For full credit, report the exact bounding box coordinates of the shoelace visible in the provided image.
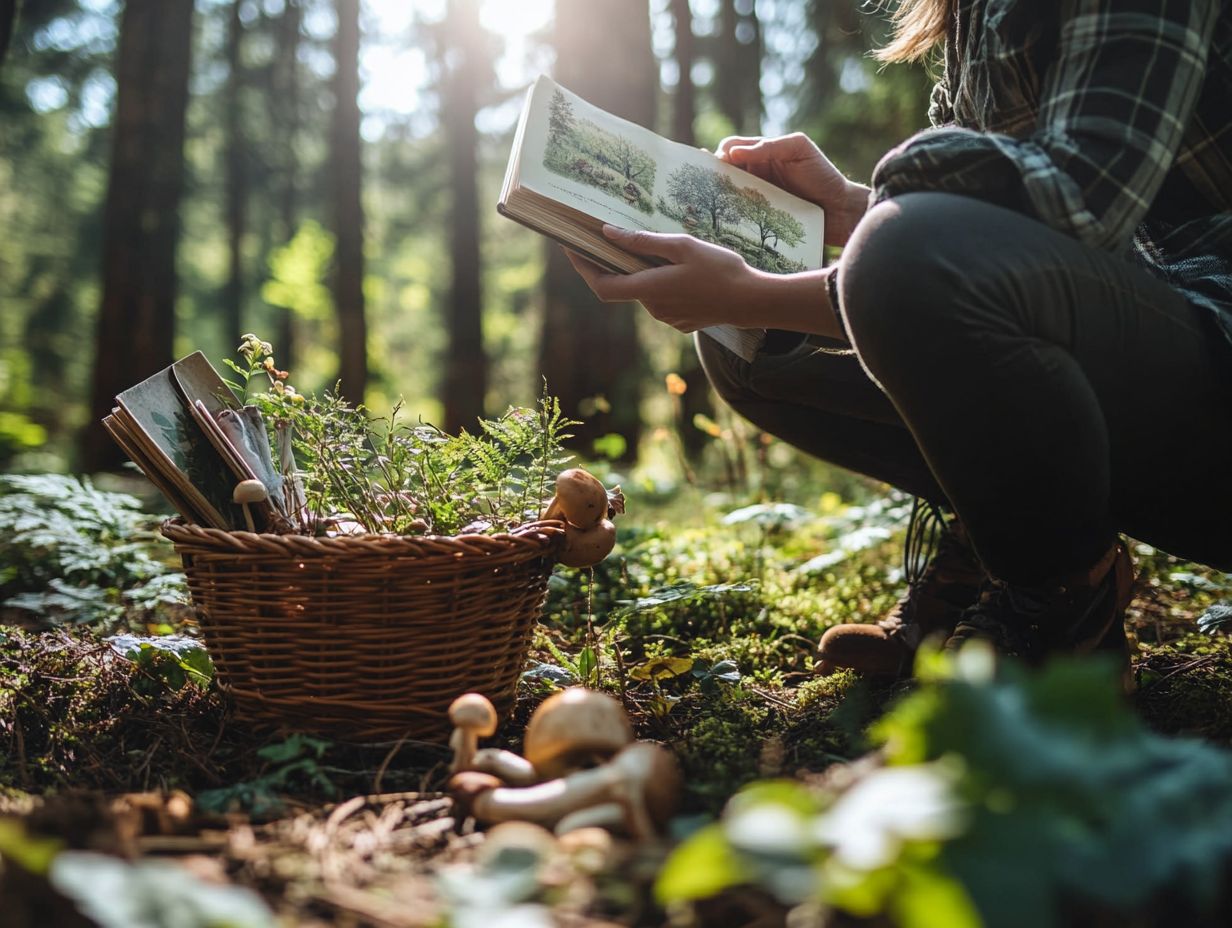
[903,496,947,588]
[953,579,1060,658]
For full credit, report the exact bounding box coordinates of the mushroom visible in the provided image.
[558,519,617,569]
[555,802,626,837]
[448,693,498,774]
[449,770,505,818]
[470,748,538,786]
[476,821,559,868]
[602,742,682,840]
[447,741,681,840]
[543,468,609,528]
[556,825,615,873]
[232,479,268,532]
[523,688,633,780]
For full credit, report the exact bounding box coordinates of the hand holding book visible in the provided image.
[499,77,831,361]
[565,225,842,343]
[715,134,871,248]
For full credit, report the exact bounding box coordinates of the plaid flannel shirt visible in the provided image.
[871,0,1232,351]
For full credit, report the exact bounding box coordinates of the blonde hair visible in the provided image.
[876,0,950,63]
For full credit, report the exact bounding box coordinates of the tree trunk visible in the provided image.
[0,0,17,70]
[541,0,654,461]
[82,0,194,472]
[331,0,367,404]
[274,0,301,368]
[223,0,247,352]
[441,0,486,433]
[714,0,762,134]
[669,0,695,146]
[668,0,715,461]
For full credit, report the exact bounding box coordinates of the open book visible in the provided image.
[103,352,295,532]
[499,75,825,362]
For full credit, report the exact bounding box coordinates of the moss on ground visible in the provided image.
[1136,634,1232,743]
[3,477,1231,824]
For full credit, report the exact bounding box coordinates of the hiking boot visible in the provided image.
[817,500,985,677]
[944,539,1136,679]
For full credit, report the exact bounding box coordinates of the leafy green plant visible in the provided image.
[658,648,1232,928]
[195,734,337,817]
[0,474,185,627]
[1198,603,1232,635]
[630,655,742,717]
[228,336,577,536]
[106,633,214,695]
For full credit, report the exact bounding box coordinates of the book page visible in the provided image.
[115,365,242,529]
[518,76,824,275]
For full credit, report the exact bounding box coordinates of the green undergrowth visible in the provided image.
[2,470,1232,822]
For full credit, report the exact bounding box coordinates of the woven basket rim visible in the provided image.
[161,517,566,560]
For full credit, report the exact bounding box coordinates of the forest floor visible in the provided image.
[2,470,1232,927]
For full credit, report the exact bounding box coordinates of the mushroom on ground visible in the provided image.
[476,821,559,868]
[469,747,538,786]
[232,479,268,532]
[522,687,633,780]
[556,825,615,873]
[543,468,609,528]
[446,741,681,840]
[448,693,498,774]
[558,518,617,569]
[555,802,626,836]
[603,742,682,840]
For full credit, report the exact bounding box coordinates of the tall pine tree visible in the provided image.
[331,0,367,403]
[82,0,194,471]
[539,0,655,461]
[440,0,493,432]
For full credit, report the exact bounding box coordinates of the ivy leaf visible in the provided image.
[1198,603,1232,635]
[521,661,577,686]
[630,656,695,682]
[693,659,741,685]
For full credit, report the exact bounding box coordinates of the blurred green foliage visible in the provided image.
[659,650,1232,927]
[0,0,930,472]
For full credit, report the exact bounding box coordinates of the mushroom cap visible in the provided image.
[523,688,633,780]
[447,770,503,812]
[449,692,498,737]
[552,469,609,529]
[233,479,269,505]
[477,821,559,867]
[558,519,617,569]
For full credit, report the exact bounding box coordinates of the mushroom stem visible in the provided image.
[449,728,479,776]
[470,765,619,828]
[453,742,680,840]
[232,479,268,533]
[555,802,626,836]
[470,748,538,786]
[448,693,498,774]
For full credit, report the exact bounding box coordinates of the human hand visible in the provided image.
[564,225,843,340]
[715,133,869,246]
[564,226,761,333]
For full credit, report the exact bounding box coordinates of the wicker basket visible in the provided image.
[162,519,566,743]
